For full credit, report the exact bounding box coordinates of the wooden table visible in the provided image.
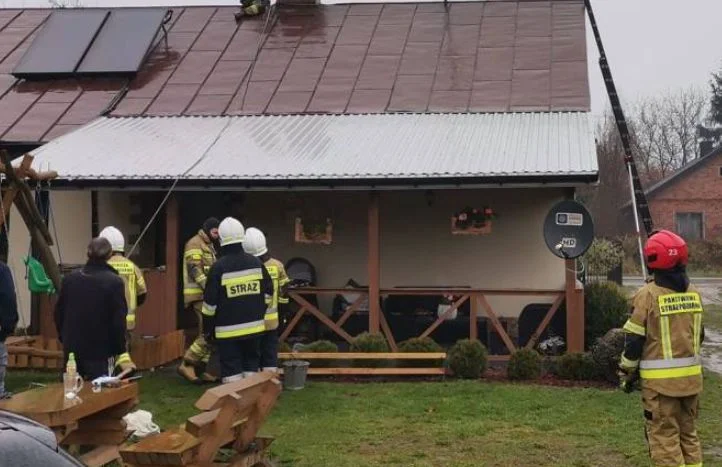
[0,382,139,466]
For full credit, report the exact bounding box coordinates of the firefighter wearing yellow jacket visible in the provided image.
[177,218,220,384]
[242,227,290,373]
[99,226,147,377]
[201,218,273,382]
[619,230,705,467]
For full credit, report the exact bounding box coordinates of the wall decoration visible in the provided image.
[451,206,496,235]
[295,216,333,244]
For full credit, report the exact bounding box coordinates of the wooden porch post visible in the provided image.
[565,259,584,352]
[165,194,179,331]
[368,192,380,334]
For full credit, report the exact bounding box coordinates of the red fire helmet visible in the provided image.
[643,230,688,270]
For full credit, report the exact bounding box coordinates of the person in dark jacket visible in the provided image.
[201,217,273,382]
[54,238,127,381]
[0,257,19,399]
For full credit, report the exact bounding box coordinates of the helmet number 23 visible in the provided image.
[668,248,679,256]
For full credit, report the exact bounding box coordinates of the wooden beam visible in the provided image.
[279,306,306,342]
[368,192,380,334]
[335,293,367,328]
[278,352,446,359]
[379,311,397,352]
[279,367,447,376]
[477,294,517,353]
[565,259,584,352]
[470,294,478,341]
[165,194,179,331]
[289,287,564,296]
[524,293,565,350]
[288,293,354,343]
[419,295,469,339]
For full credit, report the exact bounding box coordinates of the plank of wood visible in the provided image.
[62,428,131,446]
[185,409,248,438]
[31,337,45,368]
[15,344,29,368]
[78,445,122,467]
[288,293,354,343]
[278,306,306,342]
[194,373,276,411]
[233,379,281,454]
[78,418,127,431]
[524,293,565,350]
[379,311,398,352]
[120,429,200,463]
[419,295,469,339]
[4,336,35,346]
[477,295,517,352]
[470,295,478,341]
[278,352,447,359]
[334,294,367,328]
[7,345,63,359]
[279,367,447,376]
[46,338,61,369]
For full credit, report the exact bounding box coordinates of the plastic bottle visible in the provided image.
[66,352,77,376]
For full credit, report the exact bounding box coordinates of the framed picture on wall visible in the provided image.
[294,217,333,244]
[451,206,496,235]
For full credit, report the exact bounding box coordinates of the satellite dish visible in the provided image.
[543,200,594,259]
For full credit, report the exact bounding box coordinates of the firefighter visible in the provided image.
[618,230,705,467]
[242,227,290,373]
[177,218,220,384]
[99,226,147,377]
[202,217,272,382]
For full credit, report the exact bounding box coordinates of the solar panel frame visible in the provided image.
[76,8,169,76]
[12,9,110,79]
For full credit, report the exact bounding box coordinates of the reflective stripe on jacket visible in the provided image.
[201,251,273,340]
[107,254,147,330]
[183,230,216,306]
[623,283,704,396]
[263,257,290,331]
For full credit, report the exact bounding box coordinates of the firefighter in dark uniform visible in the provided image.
[619,230,704,467]
[201,217,273,382]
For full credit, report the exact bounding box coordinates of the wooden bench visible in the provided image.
[120,372,281,467]
[278,352,449,375]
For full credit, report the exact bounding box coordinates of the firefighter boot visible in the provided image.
[196,362,219,384]
[177,360,201,384]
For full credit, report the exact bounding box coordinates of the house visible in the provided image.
[0,0,597,359]
[623,146,722,241]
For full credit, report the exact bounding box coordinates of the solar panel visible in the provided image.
[77,8,169,76]
[12,10,109,79]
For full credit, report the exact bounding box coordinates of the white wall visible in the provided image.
[7,191,91,327]
[240,188,567,318]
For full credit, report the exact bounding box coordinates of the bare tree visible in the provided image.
[631,86,708,176]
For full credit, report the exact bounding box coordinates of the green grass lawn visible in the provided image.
[6,369,722,467]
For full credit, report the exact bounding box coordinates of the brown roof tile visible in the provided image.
[470,80,511,111]
[346,88,390,113]
[0,1,590,142]
[42,123,78,141]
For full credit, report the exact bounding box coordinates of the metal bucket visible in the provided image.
[282,360,310,390]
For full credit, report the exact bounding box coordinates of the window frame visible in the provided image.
[674,211,705,241]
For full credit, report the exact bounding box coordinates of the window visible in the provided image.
[719,166,722,177]
[675,212,704,241]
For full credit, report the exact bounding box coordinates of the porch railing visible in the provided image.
[281,287,566,357]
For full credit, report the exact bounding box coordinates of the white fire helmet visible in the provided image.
[242,227,268,257]
[98,226,124,253]
[218,217,245,246]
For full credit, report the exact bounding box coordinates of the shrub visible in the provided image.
[302,340,340,368]
[687,239,722,274]
[397,337,444,368]
[591,328,626,384]
[555,352,602,381]
[584,282,629,349]
[583,238,624,277]
[507,348,542,380]
[447,339,488,379]
[278,341,292,353]
[350,332,390,367]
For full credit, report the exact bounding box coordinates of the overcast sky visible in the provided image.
[2,0,721,117]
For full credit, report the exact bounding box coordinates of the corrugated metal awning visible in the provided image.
[30,112,598,188]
